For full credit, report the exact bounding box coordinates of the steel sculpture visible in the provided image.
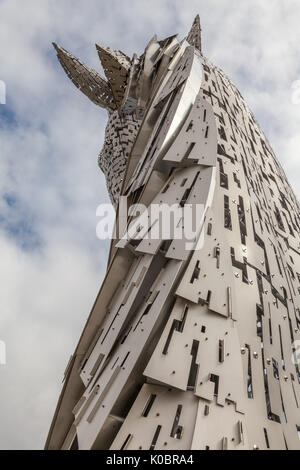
[46,16,300,450]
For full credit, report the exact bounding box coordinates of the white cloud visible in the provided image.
[0,232,106,449]
[0,0,299,449]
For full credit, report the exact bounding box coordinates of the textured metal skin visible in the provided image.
[98,111,140,207]
[53,43,116,111]
[47,17,300,450]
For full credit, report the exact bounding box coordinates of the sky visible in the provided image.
[0,0,299,450]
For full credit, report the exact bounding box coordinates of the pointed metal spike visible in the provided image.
[96,45,131,108]
[186,14,202,52]
[52,43,116,110]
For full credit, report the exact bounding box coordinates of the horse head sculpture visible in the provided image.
[53,16,202,207]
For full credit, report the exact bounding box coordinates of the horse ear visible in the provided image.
[52,43,116,111]
[96,45,131,108]
[186,14,202,52]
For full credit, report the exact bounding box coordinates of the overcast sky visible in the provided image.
[0,0,299,450]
